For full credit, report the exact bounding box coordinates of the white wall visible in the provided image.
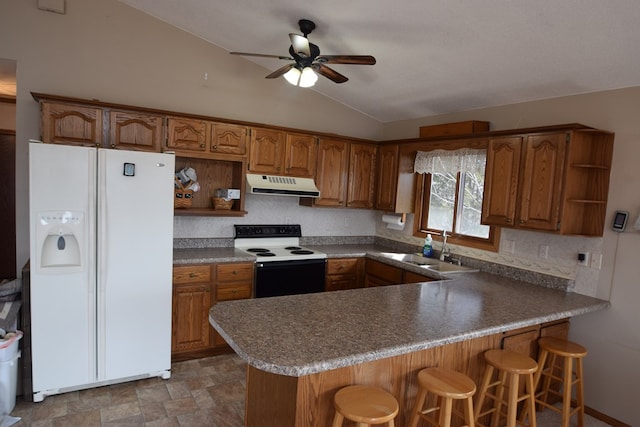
[382,87,640,425]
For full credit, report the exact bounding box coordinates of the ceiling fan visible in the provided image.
[230,19,376,87]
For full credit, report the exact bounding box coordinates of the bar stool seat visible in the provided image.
[534,337,587,427]
[332,384,399,427]
[409,367,476,427]
[474,349,538,427]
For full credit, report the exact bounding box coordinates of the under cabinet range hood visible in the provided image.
[246,173,320,198]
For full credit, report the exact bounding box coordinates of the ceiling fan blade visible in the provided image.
[289,33,311,58]
[230,52,293,60]
[265,63,296,79]
[315,64,348,84]
[316,55,376,65]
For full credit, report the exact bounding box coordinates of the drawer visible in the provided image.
[215,263,254,282]
[217,282,252,301]
[173,265,211,284]
[327,258,359,275]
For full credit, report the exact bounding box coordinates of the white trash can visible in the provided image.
[0,332,22,415]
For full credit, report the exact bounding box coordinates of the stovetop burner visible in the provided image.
[234,224,326,262]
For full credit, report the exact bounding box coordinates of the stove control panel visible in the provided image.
[234,224,302,238]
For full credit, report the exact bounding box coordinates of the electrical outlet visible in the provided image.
[538,245,549,259]
[578,252,590,266]
[503,239,515,254]
[590,253,602,269]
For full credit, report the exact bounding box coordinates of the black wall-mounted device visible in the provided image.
[612,211,629,232]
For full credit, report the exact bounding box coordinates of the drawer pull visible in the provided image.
[189,273,197,278]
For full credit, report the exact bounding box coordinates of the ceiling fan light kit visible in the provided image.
[230,19,376,87]
[283,66,318,88]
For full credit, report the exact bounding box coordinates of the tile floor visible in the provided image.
[8,353,614,426]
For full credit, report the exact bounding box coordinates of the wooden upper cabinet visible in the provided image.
[375,144,399,211]
[482,129,613,236]
[249,128,317,177]
[41,102,103,146]
[347,142,377,209]
[210,122,248,157]
[249,127,286,174]
[311,138,350,207]
[166,117,209,155]
[109,110,163,152]
[284,132,317,177]
[518,133,566,231]
[482,137,522,226]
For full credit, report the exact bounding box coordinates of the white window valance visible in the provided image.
[414,148,486,175]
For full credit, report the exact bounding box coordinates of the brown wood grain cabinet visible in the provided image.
[482,129,614,236]
[325,258,364,291]
[109,110,163,152]
[249,128,317,177]
[303,138,350,207]
[172,262,253,361]
[374,143,399,211]
[364,259,404,287]
[40,101,103,147]
[212,262,254,347]
[346,142,377,209]
[210,122,249,157]
[171,265,213,359]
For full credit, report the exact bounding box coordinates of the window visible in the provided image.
[414,148,499,251]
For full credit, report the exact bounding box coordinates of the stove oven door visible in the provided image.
[255,259,326,298]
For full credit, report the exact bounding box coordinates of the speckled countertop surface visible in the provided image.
[209,272,609,377]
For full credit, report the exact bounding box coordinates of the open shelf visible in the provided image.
[173,156,247,217]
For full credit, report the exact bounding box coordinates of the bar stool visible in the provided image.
[533,337,587,427]
[409,367,476,427]
[474,349,538,427]
[332,384,399,427]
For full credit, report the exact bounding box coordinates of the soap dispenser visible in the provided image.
[422,234,433,257]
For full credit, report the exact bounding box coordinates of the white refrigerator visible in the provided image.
[28,142,175,402]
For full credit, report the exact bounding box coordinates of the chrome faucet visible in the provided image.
[439,230,450,261]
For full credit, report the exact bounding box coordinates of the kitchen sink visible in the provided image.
[379,252,479,275]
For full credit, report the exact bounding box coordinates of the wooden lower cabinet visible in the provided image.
[171,265,213,360]
[325,258,364,291]
[364,259,404,287]
[212,262,253,347]
[172,262,253,361]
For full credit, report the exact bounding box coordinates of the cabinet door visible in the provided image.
[502,326,540,360]
[284,133,317,177]
[314,138,349,207]
[166,117,209,154]
[210,122,248,157]
[172,265,213,354]
[518,133,567,231]
[347,143,377,209]
[364,259,403,287]
[375,144,399,211]
[482,137,522,226]
[326,258,363,291]
[109,110,163,152]
[249,127,286,174]
[41,102,103,146]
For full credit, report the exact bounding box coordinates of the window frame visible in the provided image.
[412,144,500,252]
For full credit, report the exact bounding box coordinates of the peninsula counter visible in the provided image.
[209,272,609,426]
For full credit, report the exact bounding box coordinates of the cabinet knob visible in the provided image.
[232,289,238,293]
[189,273,196,278]
[519,220,525,224]
[232,270,237,275]
[200,143,205,148]
[276,166,281,171]
[110,144,116,149]
[506,218,512,223]
[212,145,218,149]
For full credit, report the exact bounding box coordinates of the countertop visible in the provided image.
[209,272,609,377]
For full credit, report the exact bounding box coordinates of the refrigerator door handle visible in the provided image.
[96,149,108,380]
